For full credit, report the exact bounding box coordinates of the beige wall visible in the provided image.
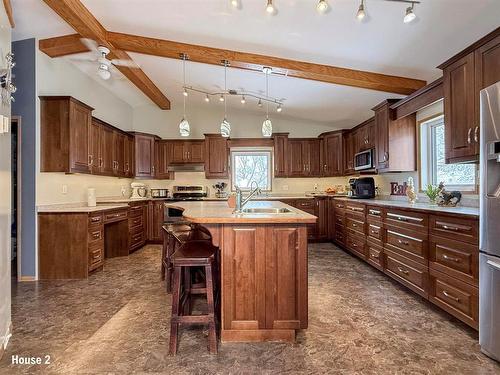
[0,5,12,354]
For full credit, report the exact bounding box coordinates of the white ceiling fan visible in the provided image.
[70,38,140,80]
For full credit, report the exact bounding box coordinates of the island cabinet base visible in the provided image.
[209,224,309,343]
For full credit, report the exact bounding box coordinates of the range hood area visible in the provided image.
[167,163,205,172]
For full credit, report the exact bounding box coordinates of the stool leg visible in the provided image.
[205,264,218,354]
[169,266,182,356]
[183,267,192,315]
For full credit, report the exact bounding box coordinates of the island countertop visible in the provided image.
[165,200,317,224]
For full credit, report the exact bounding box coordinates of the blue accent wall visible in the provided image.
[12,38,36,277]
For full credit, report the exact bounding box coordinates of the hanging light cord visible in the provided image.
[182,56,186,118]
[224,61,227,117]
[265,71,269,120]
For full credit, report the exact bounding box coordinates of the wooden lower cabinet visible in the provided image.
[384,249,429,298]
[148,200,166,243]
[221,224,308,341]
[129,201,148,252]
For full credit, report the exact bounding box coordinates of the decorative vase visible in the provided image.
[406,177,417,204]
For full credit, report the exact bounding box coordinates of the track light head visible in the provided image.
[230,0,239,7]
[204,94,210,103]
[356,0,366,20]
[276,104,282,113]
[266,0,275,14]
[316,0,329,14]
[219,94,225,102]
[241,95,246,104]
[403,4,416,23]
[258,98,263,107]
[183,88,188,97]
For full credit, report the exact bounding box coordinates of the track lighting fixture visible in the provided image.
[356,0,366,20]
[230,0,239,7]
[316,0,329,14]
[179,54,190,137]
[403,3,416,23]
[204,94,210,102]
[266,0,275,14]
[276,103,282,113]
[241,95,246,104]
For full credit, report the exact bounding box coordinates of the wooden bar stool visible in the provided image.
[169,240,219,355]
[161,223,192,292]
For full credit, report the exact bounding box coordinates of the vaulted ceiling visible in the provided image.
[12,0,500,127]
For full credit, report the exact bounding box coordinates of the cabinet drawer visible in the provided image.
[130,231,145,249]
[384,251,428,297]
[88,213,103,227]
[429,269,478,329]
[103,209,128,223]
[88,227,103,243]
[333,200,346,211]
[367,244,384,271]
[295,199,315,209]
[129,215,144,229]
[345,202,365,216]
[385,228,427,264]
[346,231,366,258]
[385,209,428,233]
[88,244,104,271]
[430,215,478,245]
[334,229,345,245]
[129,205,144,218]
[367,223,383,242]
[367,206,383,222]
[334,214,345,226]
[429,235,478,286]
[346,216,365,235]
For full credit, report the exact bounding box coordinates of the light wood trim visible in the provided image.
[39,31,426,95]
[3,0,14,28]
[40,1,171,109]
[221,329,295,342]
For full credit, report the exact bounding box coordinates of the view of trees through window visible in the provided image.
[433,123,476,187]
[231,151,271,190]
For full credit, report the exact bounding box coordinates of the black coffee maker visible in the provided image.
[348,177,376,199]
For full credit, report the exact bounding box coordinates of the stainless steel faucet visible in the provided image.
[234,181,262,213]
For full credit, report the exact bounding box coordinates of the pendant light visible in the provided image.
[220,60,231,137]
[179,54,190,137]
[403,3,416,23]
[262,67,272,137]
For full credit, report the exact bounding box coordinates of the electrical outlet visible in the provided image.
[2,116,8,133]
[62,185,68,194]
[282,185,289,191]
[314,184,318,191]
[121,186,127,196]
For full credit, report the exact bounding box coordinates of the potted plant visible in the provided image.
[424,184,440,205]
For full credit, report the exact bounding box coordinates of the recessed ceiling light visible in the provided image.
[356,0,366,20]
[403,3,416,23]
[316,0,329,14]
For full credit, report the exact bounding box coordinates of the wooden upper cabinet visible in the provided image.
[113,131,126,177]
[372,99,416,173]
[306,139,321,177]
[155,140,174,179]
[40,96,93,174]
[204,134,228,179]
[89,117,101,175]
[357,118,375,151]
[439,29,500,164]
[321,132,343,177]
[124,135,134,178]
[343,131,355,174]
[287,139,321,177]
[134,133,156,178]
[443,53,476,163]
[170,140,205,163]
[273,133,289,177]
[99,123,115,176]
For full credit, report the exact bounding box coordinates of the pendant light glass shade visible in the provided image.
[220,117,231,138]
[179,118,190,137]
[179,54,190,137]
[262,118,272,137]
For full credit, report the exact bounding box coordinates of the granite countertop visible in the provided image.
[332,197,479,217]
[38,203,130,213]
[165,200,317,224]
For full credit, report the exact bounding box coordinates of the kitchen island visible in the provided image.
[165,200,317,343]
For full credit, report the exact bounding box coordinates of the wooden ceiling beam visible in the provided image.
[41,0,170,109]
[3,0,15,28]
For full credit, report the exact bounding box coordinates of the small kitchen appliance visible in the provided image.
[354,148,374,171]
[130,182,147,199]
[151,188,169,198]
[348,177,375,199]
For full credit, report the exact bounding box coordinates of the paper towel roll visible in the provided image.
[87,188,96,207]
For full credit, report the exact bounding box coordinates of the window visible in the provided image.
[230,148,272,191]
[420,115,477,191]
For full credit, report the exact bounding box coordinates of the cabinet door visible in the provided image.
[323,133,343,176]
[124,136,134,177]
[222,226,267,331]
[443,52,476,163]
[156,141,173,179]
[171,141,186,163]
[474,34,500,155]
[89,118,101,174]
[307,140,321,177]
[100,125,115,176]
[134,134,155,177]
[375,105,390,170]
[114,132,126,177]
[273,134,288,177]
[265,226,308,329]
[315,198,328,241]
[288,140,305,176]
[187,141,205,163]
[366,119,375,150]
[205,136,228,178]
[151,200,165,242]
[343,132,355,174]
[68,101,91,173]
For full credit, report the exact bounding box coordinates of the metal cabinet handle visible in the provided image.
[397,267,409,275]
[347,206,364,212]
[467,128,472,144]
[92,231,100,239]
[352,223,357,227]
[351,242,357,248]
[443,254,460,263]
[90,217,100,223]
[398,239,409,246]
[370,253,379,259]
[88,155,93,166]
[442,290,459,302]
[369,209,381,216]
[99,158,103,167]
[474,126,479,143]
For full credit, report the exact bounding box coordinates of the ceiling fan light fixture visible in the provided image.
[316,0,329,14]
[266,0,275,14]
[356,0,366,20]
[97,65,111,80]
[403,4,416,23]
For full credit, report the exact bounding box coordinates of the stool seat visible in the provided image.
[172,229,212,244]
[172,240,217,266]
[164,223,192,234]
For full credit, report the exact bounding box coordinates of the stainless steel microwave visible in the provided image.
[354,149,374,171]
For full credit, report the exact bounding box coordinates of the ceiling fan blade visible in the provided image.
[111,59,140,69]
[80,37,99,52]
[68,56,97,63]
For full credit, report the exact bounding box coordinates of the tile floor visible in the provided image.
[1,243,499,374]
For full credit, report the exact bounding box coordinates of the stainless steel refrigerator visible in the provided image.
[479,80,500,362]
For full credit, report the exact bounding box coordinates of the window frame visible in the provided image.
[419,114,478,193]
[229,147,273,192]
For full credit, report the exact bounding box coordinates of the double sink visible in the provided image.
[240,207,293,214]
